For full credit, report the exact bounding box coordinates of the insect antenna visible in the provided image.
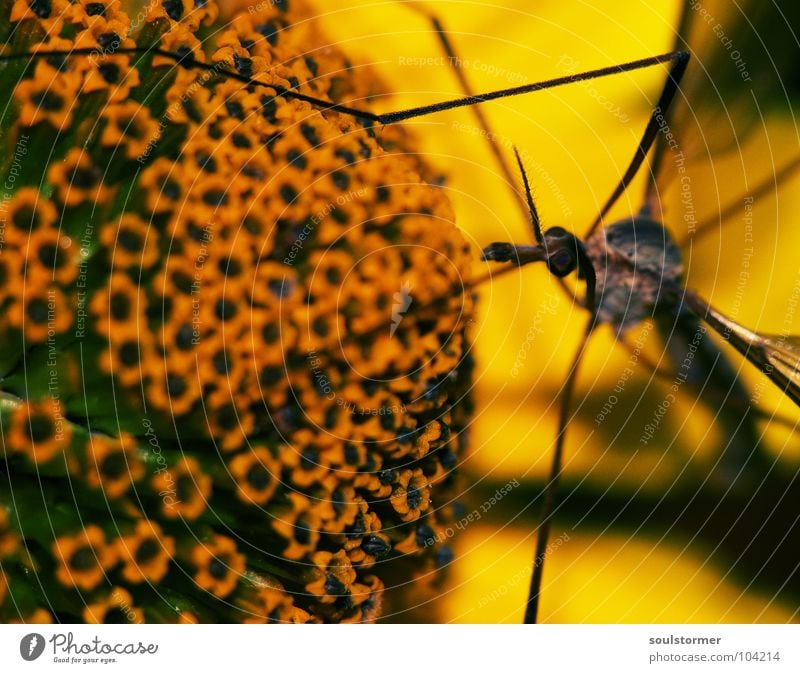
[512,146,544,243]
[404,3,598,339]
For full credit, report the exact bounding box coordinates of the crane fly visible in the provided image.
[4,1,800,624]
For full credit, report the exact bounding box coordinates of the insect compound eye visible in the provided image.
[543,226,568,239]
[547,247,577,278]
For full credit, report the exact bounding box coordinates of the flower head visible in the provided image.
[0,0,474,623]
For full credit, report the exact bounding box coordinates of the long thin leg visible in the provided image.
[379,51,688,125]
[403,4,533,231]
[525,319,593,624]
[373,10,683,237]
[0,47,387,123]
[2,47,688,130]
[677,154,800,246]
[642,0,692,206]
[586,51,689,235]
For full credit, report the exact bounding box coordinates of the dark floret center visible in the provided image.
[26,297,49,324]
[324,573,347,596]
[32,91,64,111]
[70,166,98,188]
[100,451,127,478]
[362,535,391,557]
[118,227,144,252]
[166,375,187,398]
[209,556,229,580]
[135,538,161,564]
[37,242,60,268]
[28,412,55,442]
[85,2,106,16]
[118,340,141,366]
[109,292,131,320]
[13,205,37,231]
[294,516,312,544]
[176,324,194,350]
[246,464,271,491]
[406,484,422,510]
[98,62,120,84]
[70,546,97,571]
[163,0,183,20]
[162,178,181,200]
[29,0,51,16]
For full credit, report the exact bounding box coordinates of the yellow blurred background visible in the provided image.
[309,1,800,622]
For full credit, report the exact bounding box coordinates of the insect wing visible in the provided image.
[687,291,800,407]
[757,335,800,407]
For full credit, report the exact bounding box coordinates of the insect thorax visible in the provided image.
[584,216,683,333]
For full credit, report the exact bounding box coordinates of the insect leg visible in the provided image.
[0,47,387,123]
[643,0,692,205]
[586,50,689,235]
[3,47,690,135]
[402,3,534,231]
[677,155,800,245]
[525,320,593,624]
[378,52,688,125]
